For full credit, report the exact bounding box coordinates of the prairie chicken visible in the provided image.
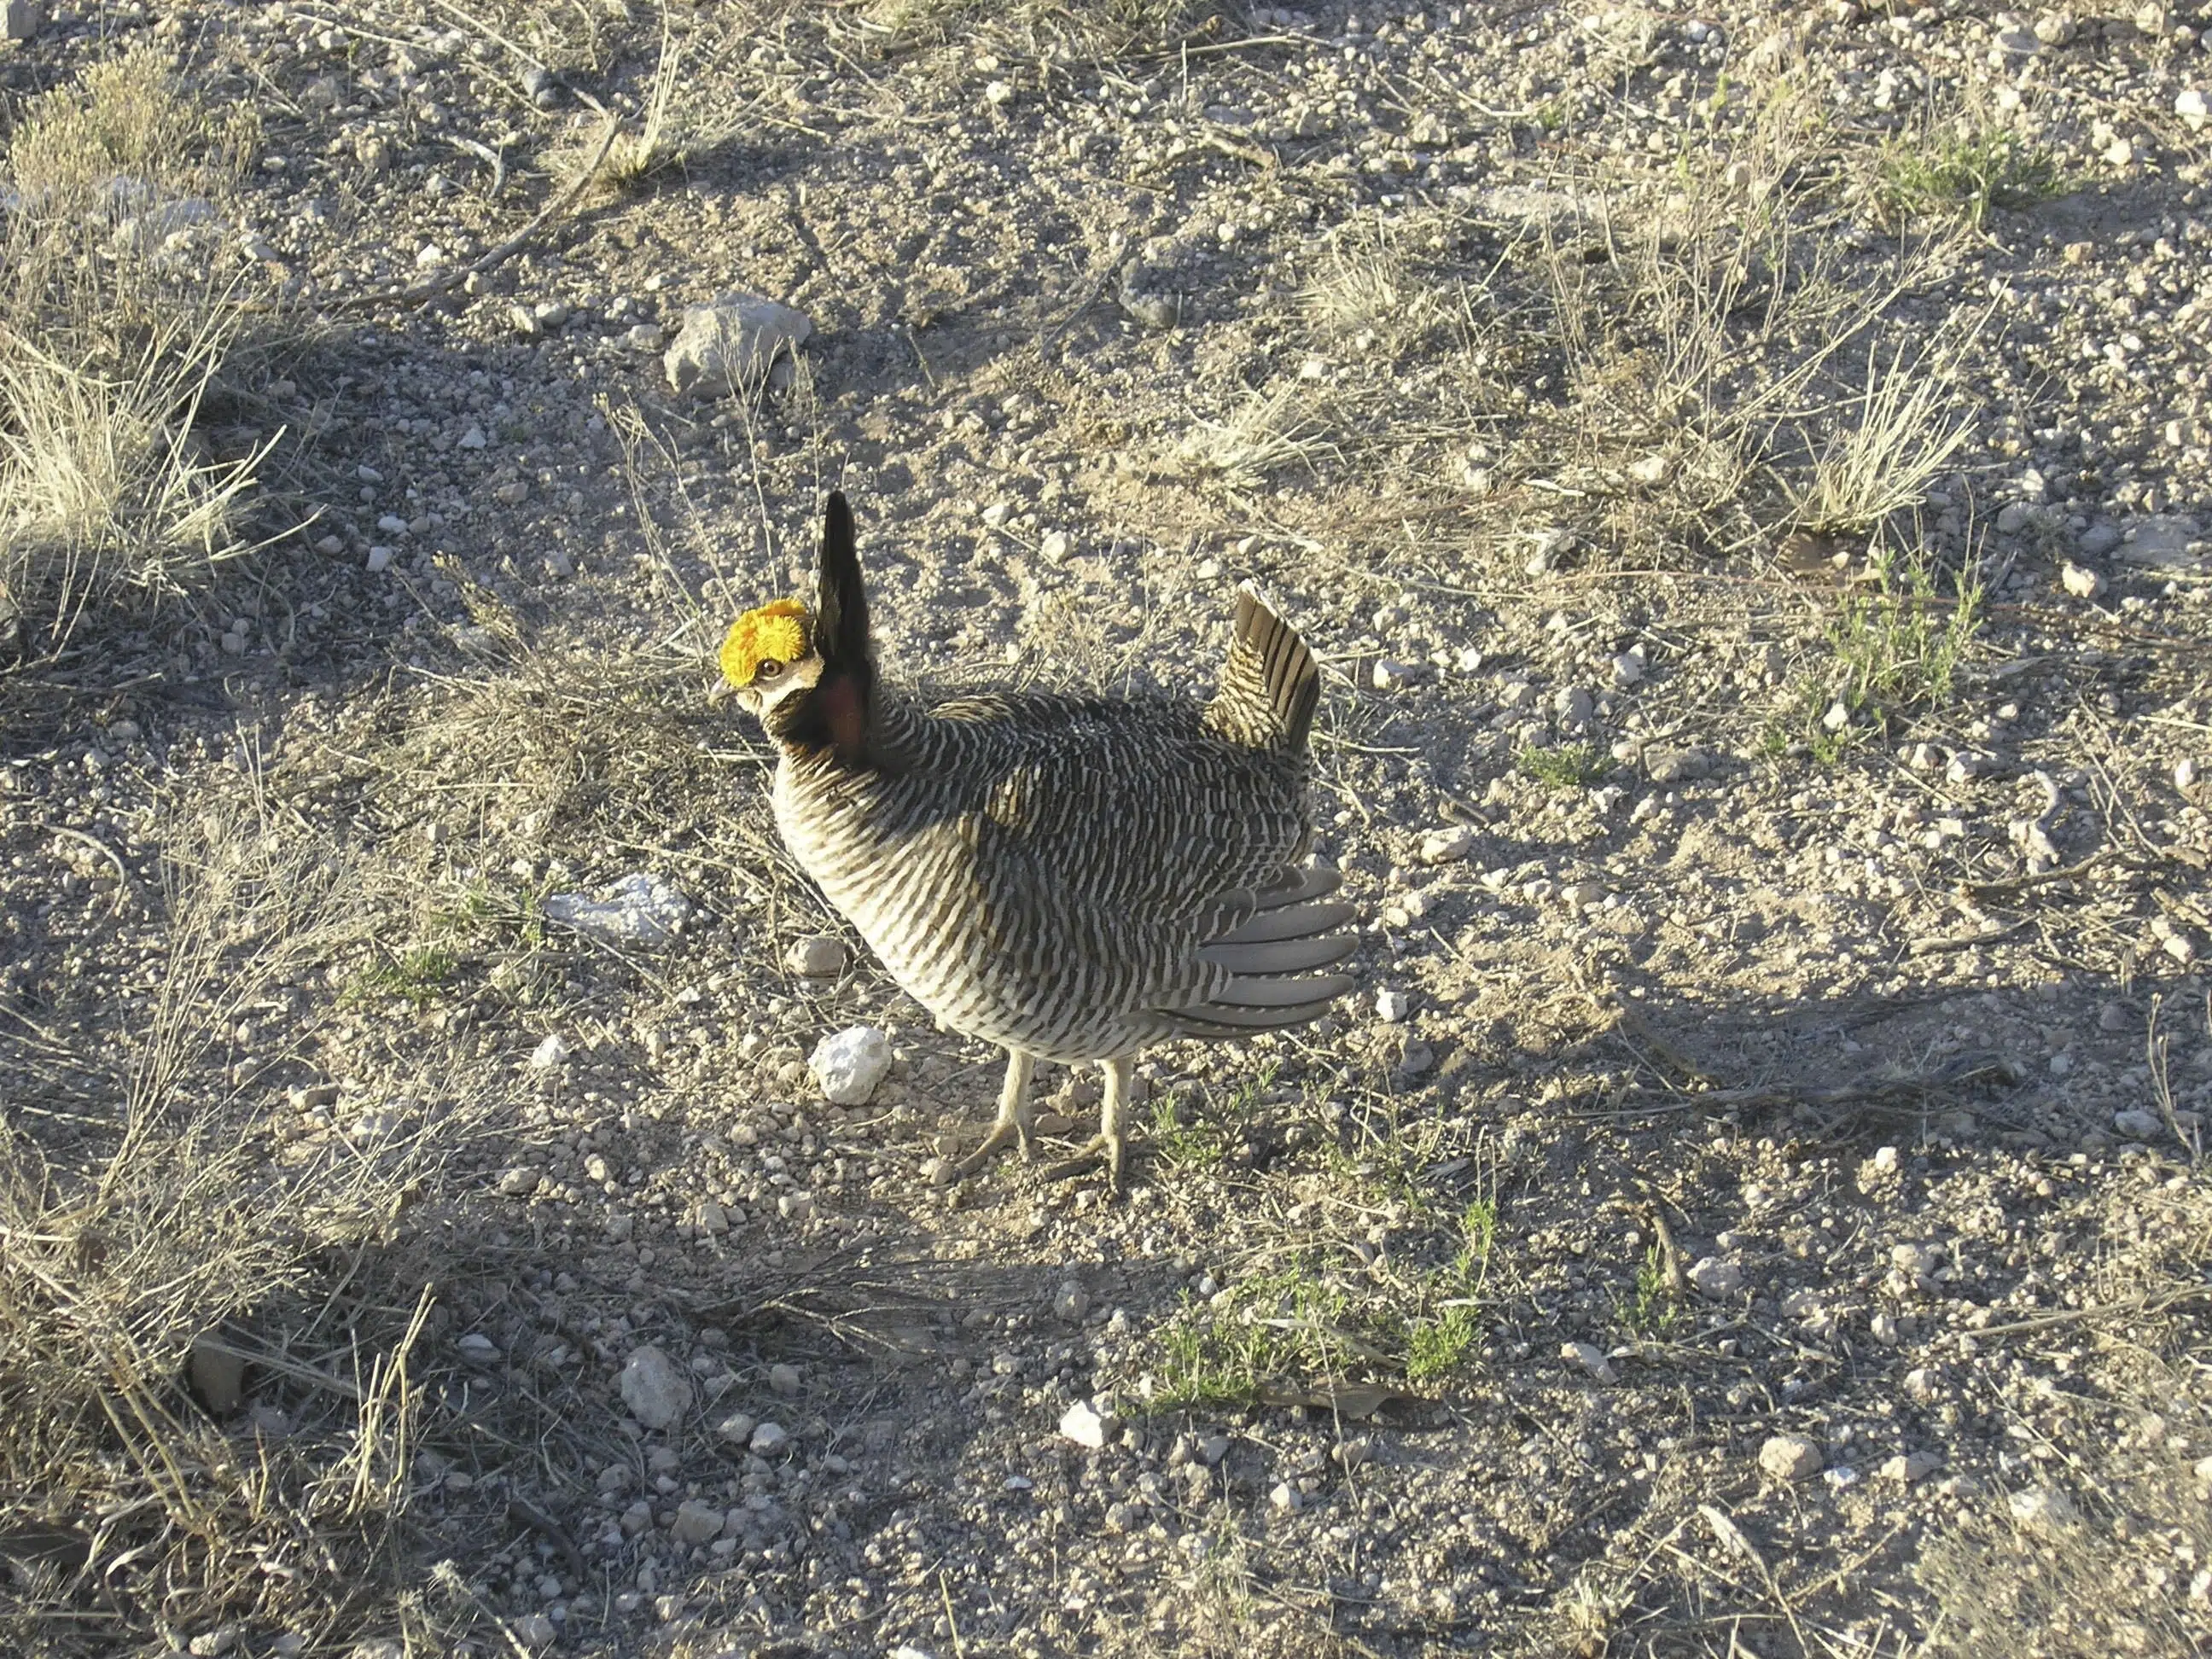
[718,492,1355,1188]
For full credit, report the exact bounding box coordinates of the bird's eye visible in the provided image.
[755,659,783,681]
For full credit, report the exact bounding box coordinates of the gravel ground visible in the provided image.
[5,2,2212,1656]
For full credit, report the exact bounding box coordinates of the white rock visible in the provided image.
[1561,880,1604,911]
[2060,561,2104,598]
[2178,88,2209,132]
[748,1420,789,1454]
[1419,824,1478,864]
[1269,1481,1302,1511]
[783,934,847,977]
[509,1615,556,1652]
[809,1026,893,1105]
[1882,1451,1941,1482]
[619,1346,693,1429]
[457,1333,500,1365]
[1760,1434,1822,1481]
[1561,1342,1615,1383]
[716,1412,757,1445]
[1372,658,1427,690]
[1687,1257,1743,1298]
[528,1033,569,1070]
[1374,988,1412,1022]
[2178,758,2200,789]
[1610,651,1645,687]
[1060,1400,1115,1450]
[777,1191,814,1222]
[497,1166,540,1196]
[663,292,812,398]
[544,873,692,948]
[458,424,488,449]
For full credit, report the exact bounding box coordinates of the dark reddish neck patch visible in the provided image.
[777,667,874,765]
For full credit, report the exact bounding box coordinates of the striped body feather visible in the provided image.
[774,683,1351,1062]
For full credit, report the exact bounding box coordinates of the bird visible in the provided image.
[716,492,1355,1189]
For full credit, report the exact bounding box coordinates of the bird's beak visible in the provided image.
[707,679,737,705]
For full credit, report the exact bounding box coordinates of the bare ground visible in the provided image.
[3,3,2212,1657]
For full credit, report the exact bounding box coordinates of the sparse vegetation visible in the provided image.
[1516,741,1607,789]
[1872,121,2066,229]
[5,7,2209,1657]
[0,45,271,654]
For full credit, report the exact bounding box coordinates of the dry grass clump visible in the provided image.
[1519,83,1982,563]
[1175,384,1342,495]
[0,44,275,655]
[0,796,462,1653]
[862,0,1234,57]
[1918,1461,2212,1657]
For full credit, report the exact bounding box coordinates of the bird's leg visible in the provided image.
[956,1050,1036,1177]
[1099,1054,1132,1191]
[1044,1054,1136,1191]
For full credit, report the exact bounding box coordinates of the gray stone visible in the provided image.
[1419,824,1478,864]
[664,293,812,398]
[783,934,847,977]
[715,1411,757,1445]
[1646,744,1713,783]
[748,1420,789,1454]
[3,0,46,42]
[2113,1109,2163,1139]
[1687,1257,1743,1298]
[1760,1434,1822,1481]
[2118,515,2205,570]
[509,1616,556,1653]
[671,1499,725,1544]
[1053,1281,1091,1322]
[619,1346,693,1430]
[1561,1342,1615,1383]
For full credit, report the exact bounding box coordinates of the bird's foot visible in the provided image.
[954,1118,1034,1179]
[1042,1132,1127,1192]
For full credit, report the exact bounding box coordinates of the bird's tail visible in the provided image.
[1206,582,1319,752]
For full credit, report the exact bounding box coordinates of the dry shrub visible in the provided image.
[1528,79,1981,560]
[0,44,274,654]
[0,795,462,1653]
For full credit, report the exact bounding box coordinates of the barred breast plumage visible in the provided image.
[719,492,1356,1187]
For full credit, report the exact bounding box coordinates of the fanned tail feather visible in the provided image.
[1207,583,1320,752]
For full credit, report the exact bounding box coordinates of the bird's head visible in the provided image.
[717,597,824,720]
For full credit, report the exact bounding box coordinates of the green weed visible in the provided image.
[350,945,457,1009]
[1872,125,2064,229]
[1620,1247,1684,1336]
[1516,742,1607,790]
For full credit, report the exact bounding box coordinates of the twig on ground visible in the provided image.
[1970,1284,2212,1341]
[1907,920,2029,956]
